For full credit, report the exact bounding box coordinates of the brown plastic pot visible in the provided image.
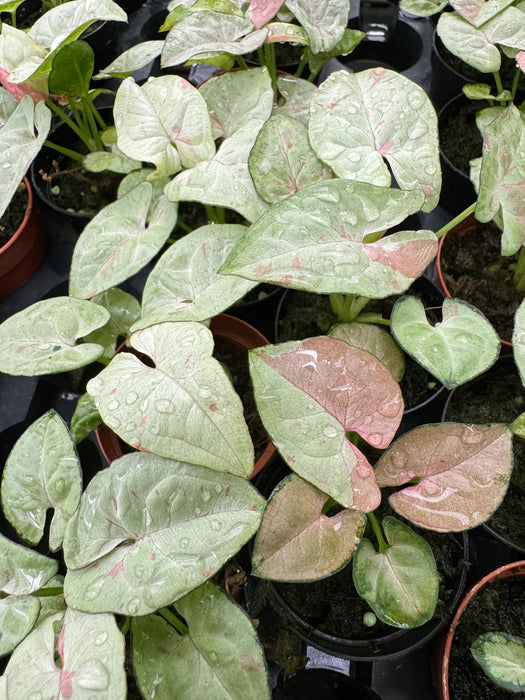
[0,177,46,296]
[96,313,276,481]
[435,560,525,700]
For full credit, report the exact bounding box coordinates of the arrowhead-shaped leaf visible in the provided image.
[247,0,285,28]
[353,516,439,628]
[286,0,349,53]
[165,119,269,223]
[3,609,126,699]
[450,0,515,26]
[273,74,316,125]
[0,24,49,91]
[95,40,164,79]
[249,114,332,203]
[69,181,178,299]
[133,581,270,699]
[513,299,525,386]
[1,410,82,551]
[391,297,500,389]
[134,224,257,329]
[0,533,58,595]
[252,474,367,581]
[161,12,267,67]
[70,393,101,444]
[221,179,437,297]
[87,322,254,475]
[0,595,41,657]
[249,336,403,509]
[329,322,405,383]
[48,40,94,97]
[198,66,273,140]
[63,453,264,614]
[399,0,447,17]
[0,96,50,220]
[114,75,215,176]
[471,632,525,692]
[0,297,109,376]
[375,423,514,531]
[309,69,441,211]
[475,105,525,256]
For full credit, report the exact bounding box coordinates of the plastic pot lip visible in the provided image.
[0,177,34,256]
[437,559,525,700]
[432,28,475,86]
[95,313,276,479]
[437,93,479,180]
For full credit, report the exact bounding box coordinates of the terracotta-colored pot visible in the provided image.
[96,313,276,481]
[435,213,512,351]
[0,177,46,296]
[435,560,525,699]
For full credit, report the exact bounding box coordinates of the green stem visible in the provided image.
[368,512,388,554]
[295,52,308,79]
[355,312,391,326]
[10,9,16,27]
[175,220,192,234]
[205,204,219,223]
[435,202,476,240]
[46,100,91,150]
[236,55,248,70]
[493,71,505,102]
[44,139,85,163]
[159,607,188,635]
[349,296,370,319]
[33,587,64,597]
[120,617,130,636]
[329,292,351,321]
[514,247,525,294]
[257,47,266,68]
[510,67,521,103]
[81,96,104,151]
[264,42,277,99]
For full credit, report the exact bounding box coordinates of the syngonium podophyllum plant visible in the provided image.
[471,631,525,692]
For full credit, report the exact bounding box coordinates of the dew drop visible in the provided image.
[2,162,11,169]
[28,694,42,700]
[89,377,104,393]
[368,432,383,446]
[105,416,121,430]
[202,490,211,502]
[77,659,110,690]
[53,478,65,494]
[214,483,222,494]
[210,520,222,531]
[179,537,190,548]
[126,392,138,405]
[323,425,339,438]
[194,507,202,516]
[108,400,119,411]
[156,399,174,413]
[95,631,108,646]
[127,598,141,614]
[134,565,145,579]
[85,576,105,600]
[199,387,211,398]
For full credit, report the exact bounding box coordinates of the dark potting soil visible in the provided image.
[213,337,269,462]
[276,291,440,410]
[39,157,123,216]
[439,224,523,342]
[444,360,525,551]
[448,576,525,700]
[0,181,28,248]
[439,98,485,175]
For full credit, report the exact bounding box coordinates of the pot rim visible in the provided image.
[0,176,34,256]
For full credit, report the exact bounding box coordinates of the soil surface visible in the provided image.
[0,182,28,248]
[444,359,525,552]
[439,98,485,175]
[448,575,525,699]
[439,223,523,342]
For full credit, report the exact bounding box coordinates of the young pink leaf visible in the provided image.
[375,423,513,531]
[248,0,286,29]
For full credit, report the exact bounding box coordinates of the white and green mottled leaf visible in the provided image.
[1,410,81,551]
[135,224,256,329]
[0,533,58,595]
[353,516,439,628]
[221,179,437,298]
[95,40,164,79]
[391,296,500,389]
[273,74,316,125]
[0,297,109,376]
[63,454,264,614]
[399,0,447,17]
[69,181,178,299]
[87,322,254,475]
[70,393,102,444]
[83,288,141,363]
[471,632,525,692]
[286,0,349,53]
[133,582,270,699]
[513,299,525,387]
[0,24,48,90]
[0,595,40,657]
[450,0,515,27]
[309,69,441,211]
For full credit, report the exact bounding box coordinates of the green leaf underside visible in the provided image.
[0,297,109,376]
[135,224,257,329]
[87,322,254,475]
[252,474,367,581]
[1,410,81,551]
[84,288,141,363]
[95,40,164,79]
[249,336,404,509]
[391,297,500,389]
[3,608,126,699]
[471,632,525,692]
[309,69,441,212]
[353,516,439,628]
[63,453,264,615]
[221,179,437,298]
[329,322,405,382]
[0,532,58,595]
[133,582,270,699]
[69,181,178,299]
[375,423,513,531]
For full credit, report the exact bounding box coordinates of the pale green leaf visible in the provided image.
[249,336,403,509]
[0,533,58,595]
[70,393,102,444]
[95,40,164,79]
[309,69,441,212]
[0,23,51,90]
[83,287,141,362]
[273,74,316,125]
[307,28,365,76]
[0,595,40,657]
[0,0,25,12]
[0,297,109,376]
[82,148,141,174]
[249,114,332,203]
[63,453,264,614]
[133,582,270,699]
[472,632,525,692]
[69,182,178,299]
[221,180,437,298]
[0,87,18,123]
[450,0,515,27]
[1,410,81,551]
[286,0,349,53]
[135,224,257,329]
[87,322,254,475]
[513,299,525,386]
[252,474,366,581]
[399,0,447,17]
[114,75,215,177]
[391,296,500,389]
[353,516,439,628]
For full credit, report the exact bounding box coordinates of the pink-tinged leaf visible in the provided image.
[517,51,525,73]
[252,474,367,581]
[375,423,513,531]
[250,336,403,509]
[450,0,514,27]
[248,0,286,29]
